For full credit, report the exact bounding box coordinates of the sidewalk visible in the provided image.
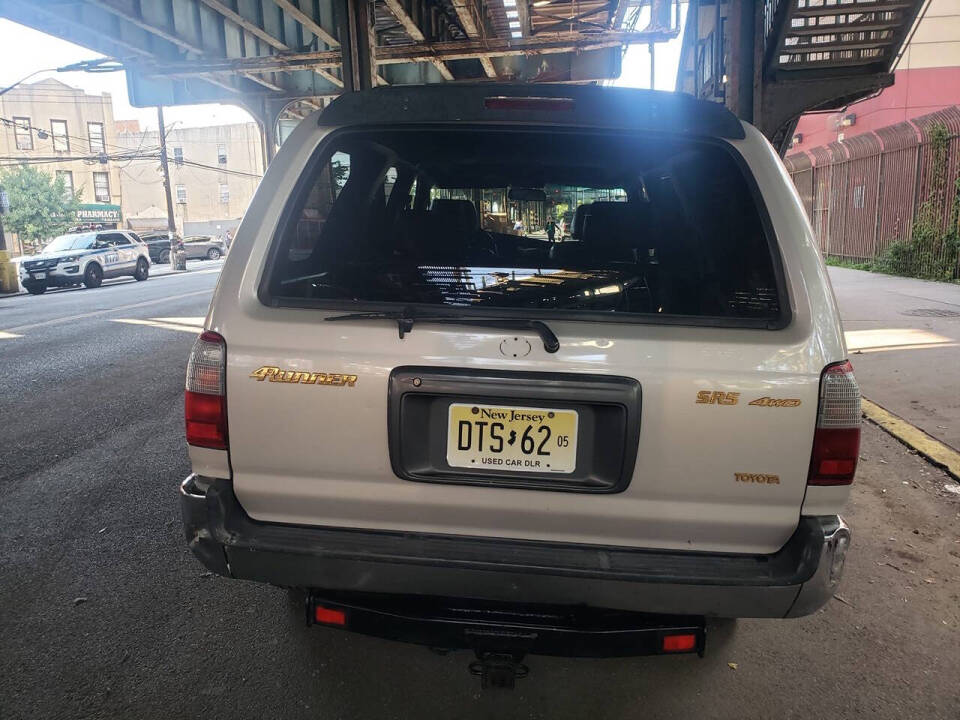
[828,266,960,450]
[150,257,224,278]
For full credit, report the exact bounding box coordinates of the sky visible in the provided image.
[0,7,686,131]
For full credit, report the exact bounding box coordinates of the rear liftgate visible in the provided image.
[305,592,706,689]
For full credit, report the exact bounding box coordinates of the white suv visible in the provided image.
[180,85,859,677]
[19,230,150,294]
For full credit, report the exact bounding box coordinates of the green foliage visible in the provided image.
[0,165,81,253]
[824,256,874,271]
[873,123,960,281]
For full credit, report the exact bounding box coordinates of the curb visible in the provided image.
[862,397,960,481]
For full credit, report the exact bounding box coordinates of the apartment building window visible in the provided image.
[87,122,105,153]
[219,183,230,204]
[217,144,227,164]
[176,184,187,203]
[93,172,110,203]
[13,117,33,150]
[56,171,74,200]
[173,147,183,166]
[50,120,69,152]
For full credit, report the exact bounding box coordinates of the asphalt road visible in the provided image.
[829,267,960,450]
[1,268,958,719]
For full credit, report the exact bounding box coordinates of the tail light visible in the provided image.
[185,330,228,450]
[808,360,861,486]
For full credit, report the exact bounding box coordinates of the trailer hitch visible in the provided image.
[469,651,529,690]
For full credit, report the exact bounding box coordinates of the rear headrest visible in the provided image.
[571,203,591,240]
[431,199,479,233]
[581,202,648,258]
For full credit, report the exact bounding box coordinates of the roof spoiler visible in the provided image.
[318,84,746,140]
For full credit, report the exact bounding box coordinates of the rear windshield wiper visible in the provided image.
[324,310,560,353]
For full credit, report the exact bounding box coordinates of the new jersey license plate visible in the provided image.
[446,403,579,474]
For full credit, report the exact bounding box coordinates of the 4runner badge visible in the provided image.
[250,366,358,387]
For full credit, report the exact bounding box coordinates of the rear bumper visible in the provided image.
[180,475,850,619]
[20,267,83,286]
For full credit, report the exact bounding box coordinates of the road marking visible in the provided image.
[846,328,956,353]
[0,330,22,340]
[110,318,203,334]
[862,398,960,481]
[153,316,204,327]
[1,289,211,334]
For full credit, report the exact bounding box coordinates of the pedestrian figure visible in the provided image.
[546,220,556,243]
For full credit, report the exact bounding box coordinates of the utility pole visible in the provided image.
[156,106,185,270]
[0,185,16,294]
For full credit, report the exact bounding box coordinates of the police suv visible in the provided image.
[19,230,151,294]
[180,85,859,684]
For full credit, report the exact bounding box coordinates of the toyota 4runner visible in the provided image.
[180,85,859,681]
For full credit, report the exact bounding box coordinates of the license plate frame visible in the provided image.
[446,403,579,475]
[389,367,642,494]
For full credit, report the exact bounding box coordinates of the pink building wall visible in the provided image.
[792,67,960,150]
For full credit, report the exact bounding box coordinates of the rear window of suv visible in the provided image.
[262,127,785,325]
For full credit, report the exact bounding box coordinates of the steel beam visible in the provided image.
[84,0,292,93]
[376,29,679,63]
[381,0,456,80]
[87,0,202,54]
[270,0,340,47]
[516,0,532,37]
[138,27,679,77]
[450,0,497,77]
[197,0,344,91]
[337,0,377,90]
[198,0,287,51]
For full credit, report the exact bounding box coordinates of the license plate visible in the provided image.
[31,272,46,280]
[446,403,579,474]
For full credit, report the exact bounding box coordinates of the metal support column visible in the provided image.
[727,0,756,122]
[338,0,377,92]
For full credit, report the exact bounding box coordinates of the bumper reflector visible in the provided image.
[314,606,347,626]
[662,633,697,652]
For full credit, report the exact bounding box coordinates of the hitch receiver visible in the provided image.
[469,652,529,690]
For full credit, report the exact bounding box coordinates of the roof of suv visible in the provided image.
[318,84,746,140]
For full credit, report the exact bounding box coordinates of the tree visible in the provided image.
[0,165,81,253]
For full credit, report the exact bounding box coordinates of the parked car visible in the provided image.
[180,85,859,683]
[19,230,150,294]
[138,231,181,264]
[183,235,226,260]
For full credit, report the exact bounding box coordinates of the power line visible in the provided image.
[177,158,262,179]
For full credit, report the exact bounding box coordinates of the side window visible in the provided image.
[383,166,397,205]
[408,177,418,208]
[99,233,130,247]
[286,149,351,261]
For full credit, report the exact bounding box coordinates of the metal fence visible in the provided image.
[784,105,960,278]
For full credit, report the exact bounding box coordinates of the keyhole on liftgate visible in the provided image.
[500,336,531,358]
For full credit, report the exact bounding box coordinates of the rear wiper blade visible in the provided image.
[324,310,560,354]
